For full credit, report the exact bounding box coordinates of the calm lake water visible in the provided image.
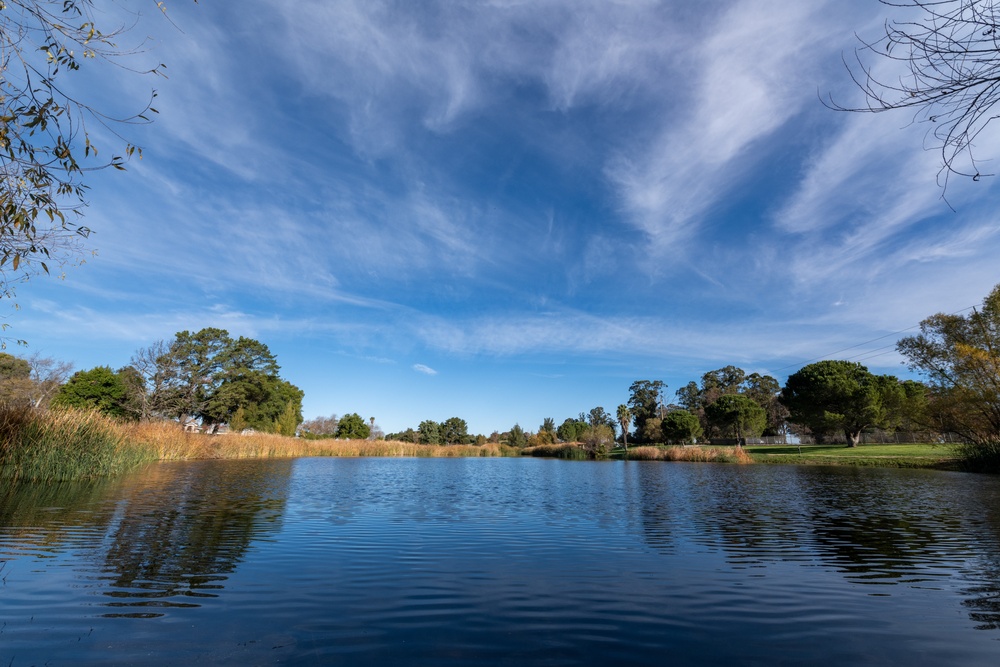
[2,457,1000,665]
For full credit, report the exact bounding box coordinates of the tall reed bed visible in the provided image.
[0,405,158,481]
[0,407,527,482]
[522,443,590,460]
[625,445,753,464]
[120,422,522,460]
[303,439,519,458]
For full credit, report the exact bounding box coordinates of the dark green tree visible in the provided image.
[587,406,615,430]
[743,372,789,436]
[701,366,745,393]
[336,413,371,440]
[156,327,233,424]
[441,417,470,445]
[557,417,588,442]
[418,420,442,445]
[142,329,302,432]
[781,361,904,447]
[507,423,528,448]
[627,380,665,438]
[51,366,131,419]
[393,427,418,443]
[661,410,703,444]
[675,381,702,412]
[705,394,766,445]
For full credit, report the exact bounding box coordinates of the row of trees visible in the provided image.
[301,413,384,441]
[0,328,304,436]
[5,284,997,453]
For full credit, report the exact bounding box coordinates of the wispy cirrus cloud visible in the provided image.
[412,364,438,376]
[605,0,853,256]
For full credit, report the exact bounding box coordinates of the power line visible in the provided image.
[772,303,980,374]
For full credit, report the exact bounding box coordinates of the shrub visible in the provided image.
[581,424,614,459]
[522,443,589,460]
[958,440,1000,473]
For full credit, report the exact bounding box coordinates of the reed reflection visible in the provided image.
[0,478,124,558]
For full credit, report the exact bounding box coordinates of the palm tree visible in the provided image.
[617,404,632,454]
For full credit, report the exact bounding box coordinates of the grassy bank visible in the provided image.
[744,443,962,469]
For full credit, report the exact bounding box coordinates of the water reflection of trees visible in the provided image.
[960,479,1000,630]
[98,459,292,617]
[631,464,1000,629]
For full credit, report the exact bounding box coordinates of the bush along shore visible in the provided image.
[0,406,973,482]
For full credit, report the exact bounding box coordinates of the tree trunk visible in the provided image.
[845,429,861,448]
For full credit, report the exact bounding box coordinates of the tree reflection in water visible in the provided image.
[632,463,1000,630]
[98,459,293,617]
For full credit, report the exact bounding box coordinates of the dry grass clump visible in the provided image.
[626,445,752,464]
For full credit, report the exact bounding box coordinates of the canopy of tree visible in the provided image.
[673,367,787,440]
[128,328,302,433]
[52,366,131,419]
[781,361,905,447]
[335,413,370,440]
[661,410,702,444]
[627,380,665,440]
[704,394,767,444]
[557,418,588,443]
[897,282,1000,443]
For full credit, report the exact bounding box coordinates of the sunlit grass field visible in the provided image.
[744,442,961,468]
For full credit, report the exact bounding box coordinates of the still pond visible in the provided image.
[2,457,1000,665]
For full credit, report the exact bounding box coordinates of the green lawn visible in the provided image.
[743,443,961,469]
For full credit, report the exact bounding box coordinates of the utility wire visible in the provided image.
[772,303,980,373]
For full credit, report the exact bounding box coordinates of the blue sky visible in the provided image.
[8,0,1000,435]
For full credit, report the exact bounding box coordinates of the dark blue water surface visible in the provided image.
[2,457,1000,665]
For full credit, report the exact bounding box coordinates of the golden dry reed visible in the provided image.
[0,406,158,481]
[121,421,520,460]
[625,445,753,464]
[2,405,752,482]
